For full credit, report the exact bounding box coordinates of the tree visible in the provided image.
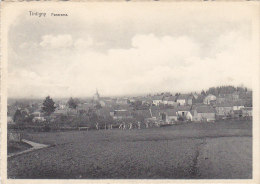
[67,97,79,109]
[13,109,23,123]
[201,90,206,96]
[94,102,102,110]
[175,93,180,97]
[42,96,56,116]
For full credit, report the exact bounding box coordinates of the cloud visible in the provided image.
[74,37,93,50]
[40,34,73,49]
[8,31,252,98]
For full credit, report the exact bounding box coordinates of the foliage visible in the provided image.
[13,109,33,125]
[205,85,248,96]
[13,109,23,123]
[67,97,80,109]
[94,102,102,110]
[175,93,181,97]
[42,96,56,116]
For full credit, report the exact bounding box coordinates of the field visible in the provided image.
[8,121,252,179]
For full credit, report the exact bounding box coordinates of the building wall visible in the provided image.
[203,95,217,104]
[242,109,252,117]
[233,106,245,110]
[215,107,233,116]
[187,99,193,105]
[163,101,178,107]
[113,115,133,120]
[153,100,162,106]
[166,115,178,122]
[197,113,215,121]
[177,99,186,106]
[177,111,192,120]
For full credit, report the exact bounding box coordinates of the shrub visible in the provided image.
[43,125,51,132]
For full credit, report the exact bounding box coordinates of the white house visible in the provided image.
[177,106,192,120]
[32,111,46,122]
[232,101,245,110]
[203,94,217,105]
[152,95,164,106]
[177,94,193,106]
[163,96,178,107]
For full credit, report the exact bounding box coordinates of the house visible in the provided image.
[192,93,199,100]
[159,109,178,123]
[232,101,245,111]
[32,111,46,122]
[7,116,14,124]
[217,93,239,102]
[149,106,160,120]
[177,94,193,106]
[134,96,153,106]
[192,105,216,122]
[152,95,164,106]
[99,100,106,107]
[203,94,217,105]
[177,106,192,120]
[231,110,243,119]
[116,98,129,105]
[231,91,240,100]
[111,110,133,120]
[216,97,226,104]
[215,103,233,116]
[241,107,252,117]
[163,96,178,107]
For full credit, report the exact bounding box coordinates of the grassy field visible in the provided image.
[8,120,252,179]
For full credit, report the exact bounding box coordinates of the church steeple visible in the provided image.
[94,88,100,101]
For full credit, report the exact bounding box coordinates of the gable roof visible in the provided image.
[163,96,177,102]
[242,107,252,110]
[177,105,191,111]
[232,101,246,106]
[233,110,242,114]
[177,94,193,100]
[161,109,178,116]
[151,95,164,101]
[215,103,233,107]
[205,94,217,99]
[195,106,216,113]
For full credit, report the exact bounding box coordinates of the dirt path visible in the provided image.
[8,139,49,158]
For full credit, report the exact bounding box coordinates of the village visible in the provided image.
[7,85,252,132]
[7,85,253,179]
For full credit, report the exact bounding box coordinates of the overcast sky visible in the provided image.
[7,3,255,98]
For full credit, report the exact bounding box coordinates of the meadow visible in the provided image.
[8,120,252,179]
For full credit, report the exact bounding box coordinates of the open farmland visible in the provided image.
[8,121,252,179]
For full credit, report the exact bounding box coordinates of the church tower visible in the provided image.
[93,89,100,101]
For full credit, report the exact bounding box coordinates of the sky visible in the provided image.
[7,3,255,98]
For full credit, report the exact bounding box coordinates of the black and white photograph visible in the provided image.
[1,1,259,183]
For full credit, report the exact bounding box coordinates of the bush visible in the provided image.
[43,125,51,132]
[177,116,184,121]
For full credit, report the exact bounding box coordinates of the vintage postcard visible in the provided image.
[1,1,260,184]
